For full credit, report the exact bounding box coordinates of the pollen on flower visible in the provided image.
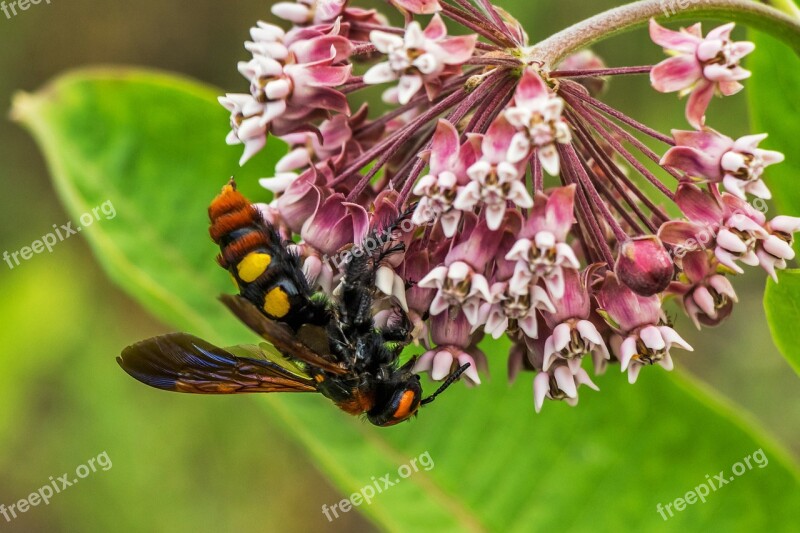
[218,0,795,414]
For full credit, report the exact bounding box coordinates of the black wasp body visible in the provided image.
[118,180,466,426]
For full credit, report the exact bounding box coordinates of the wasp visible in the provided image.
[118,180,467,426]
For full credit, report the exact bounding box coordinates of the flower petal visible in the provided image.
[363,62,398,84]
[686,80,715,129]
[651,55,703,93]
[649,19,702,53]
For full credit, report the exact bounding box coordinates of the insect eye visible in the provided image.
[367,382,422,427]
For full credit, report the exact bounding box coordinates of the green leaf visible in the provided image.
[764,270,800,377]
[766,0,800,19]
[748,30,800,378]
[11,68,274,345]
[748,30,800,236]
[15,68,800,531]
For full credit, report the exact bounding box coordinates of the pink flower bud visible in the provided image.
[276,171,324,234]
[301,193,370,256]
[615,236,674,296]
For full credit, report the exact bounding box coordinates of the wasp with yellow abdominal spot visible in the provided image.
[118,179,467,426]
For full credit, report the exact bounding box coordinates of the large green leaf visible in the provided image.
[15,68,800,531]
[764,270,800,377]
[748,30,800,223]
[748,30,800,377]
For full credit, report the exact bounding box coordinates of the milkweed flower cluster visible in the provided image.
[219,0,796,413]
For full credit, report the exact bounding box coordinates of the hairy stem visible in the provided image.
[765,0,800,19]
[527,0,800,68]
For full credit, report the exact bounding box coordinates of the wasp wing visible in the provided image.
[117,333,318,394]
[220,294,348,375]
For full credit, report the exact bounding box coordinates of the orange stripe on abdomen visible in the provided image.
[209,181,276,273]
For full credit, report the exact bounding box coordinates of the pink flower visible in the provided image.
[658,184,768,274]
[541,269,610,374]
[363,14,477,104]
[414,346,483,385]
[414,310,485,385]
[482,281,555,340]
[276,169,325,233]
[757,216,800,281]
[505,69,572,175]
[390,0,441,15]
[219,93,271,167]
[419,260,491,326]
[411,120,478,236]
[614,236,675,296]
[454,117,534,230]
[261,114,356,193]
[597,273,692,384]
[300,193,369,255]
[533,361,599,413]
[272,0,347,26]
[650,19,754,128]
[221,21,352,164]
[505,186,579,299]
[661,130,784,200]
[669,251,737,329]
[289,242,336,293]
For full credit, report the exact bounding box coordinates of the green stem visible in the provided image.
[527,0,800,68]
[765,0,800,19]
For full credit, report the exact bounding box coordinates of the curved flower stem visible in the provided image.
[528,0,800,68]
[766,0,800,19]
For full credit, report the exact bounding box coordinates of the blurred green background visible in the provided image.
[0,1,798,531]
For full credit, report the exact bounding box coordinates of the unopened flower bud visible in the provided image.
[615,236,674,296]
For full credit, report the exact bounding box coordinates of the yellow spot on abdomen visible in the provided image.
[263,287,291,318]
[237,252,271,283]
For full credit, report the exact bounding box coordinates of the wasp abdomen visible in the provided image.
[208,181,320,328]
[209,182,273,268]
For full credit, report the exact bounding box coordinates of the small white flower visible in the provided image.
[720,134,784,200]
[419,261,492,326]
[506,232,580,299]
[615,325,693,384]
[533,362,599,413]
[454,161,533,230]
[411,172,461,237]
[483,282,555,340]
[543,320,610,374]
[504,70,572,176]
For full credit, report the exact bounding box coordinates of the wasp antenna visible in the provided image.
[420,363,470,406]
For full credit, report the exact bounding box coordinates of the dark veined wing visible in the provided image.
[117,333,318,394]
[220,294,348,376]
